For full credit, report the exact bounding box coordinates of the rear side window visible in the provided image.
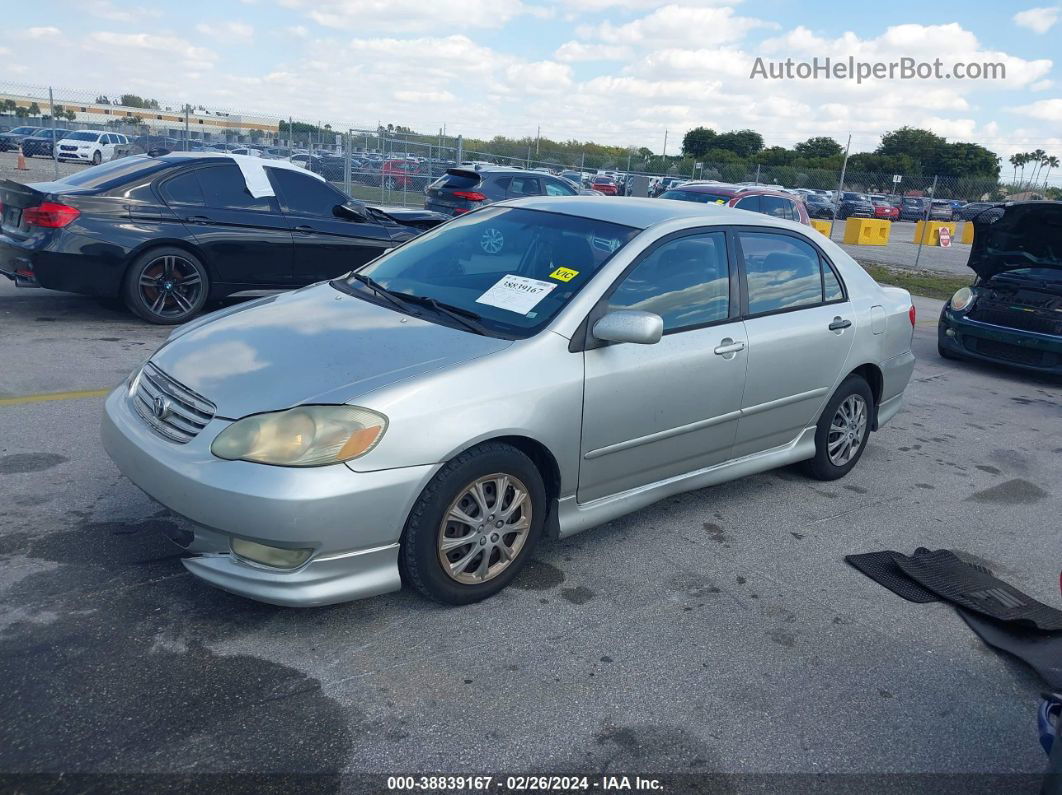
[196,164,273,211]
[761,196,794,220]
[739,232,835,314]
[268,167,346,217]
[734,195,762,213]
[160,170,205,206]
[508,176,541,196]
[608,232,730,332]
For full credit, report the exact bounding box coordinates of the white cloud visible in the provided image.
[554,41,629,62]
[279,0,536,32]
[27,26,63,39]
[84,1,158,22]
[1012,97,1062,122]
[583,5,772,47]
[84,32,217,65]
[1013,6,1059,34]
[195,21,255,43]
[394,89,456,103]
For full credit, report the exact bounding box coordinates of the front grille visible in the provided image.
[132,362,216,443]
[968,304,1062,336]
[59,145,76,151]
[965,337,1048,367]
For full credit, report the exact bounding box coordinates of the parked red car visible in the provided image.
[379,159,428,190]
[657,184,811,225]
[589,175,618,195]
[873,201,899,221]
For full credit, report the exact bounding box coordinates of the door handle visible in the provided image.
[293,225,315,233]
[829,317,852,331]
[714,338,745,357]
[184,215,211,223]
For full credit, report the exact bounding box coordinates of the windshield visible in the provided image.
[349,206,640,338]
[66,131,100,142]
[11,127,37,135]
[660,189,732,204]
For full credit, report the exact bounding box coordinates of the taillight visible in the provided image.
[908,305,917,326]
[23,202,80,228]
[452,190,486,202]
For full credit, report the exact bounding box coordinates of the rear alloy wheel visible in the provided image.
[400,442,545,605]
[92,150,102,165]
[123,248,208,325]
[384,177,397,190]
[802,375,873,481]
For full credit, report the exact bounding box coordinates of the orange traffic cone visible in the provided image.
[16,144,28,171]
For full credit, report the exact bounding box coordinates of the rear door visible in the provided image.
[158,163,293,286]
[506,176,542,198]
[267,166,393,284]
[732,229,854,458]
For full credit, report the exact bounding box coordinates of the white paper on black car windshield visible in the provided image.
[475,274,557,315]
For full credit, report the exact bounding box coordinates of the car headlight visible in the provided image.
[950,287,975,313]
[211,405,387,467]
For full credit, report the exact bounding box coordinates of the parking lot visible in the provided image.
[1,273,1059,786]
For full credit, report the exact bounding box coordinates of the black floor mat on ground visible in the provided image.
[844,551,941,603]
[896,550,1062,631]
[958,608,1062,690]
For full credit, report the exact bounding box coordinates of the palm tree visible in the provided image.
[1042,155,1059,191]
[1026,148,1047,190]
[1009,153,1021,185]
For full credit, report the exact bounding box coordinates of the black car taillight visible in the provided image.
[23,202,80,228]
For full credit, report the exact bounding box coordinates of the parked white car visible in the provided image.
[56,131,129,165]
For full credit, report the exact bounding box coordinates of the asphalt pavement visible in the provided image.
[1,281,1060,789]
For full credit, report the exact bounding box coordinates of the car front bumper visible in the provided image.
[938,308,1062,375]
[101,385,440,606]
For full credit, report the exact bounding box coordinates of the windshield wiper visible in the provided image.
[349,273,414,314]
[389,291,490,335]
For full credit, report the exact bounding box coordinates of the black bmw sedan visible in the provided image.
[0,154,446,323]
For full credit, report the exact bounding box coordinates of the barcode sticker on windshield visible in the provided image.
[476,274,557,315]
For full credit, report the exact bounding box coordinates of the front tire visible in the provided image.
[802,375,873,481]
[400,442,546,605]
[92,150,102,165]
[122,247,209,325]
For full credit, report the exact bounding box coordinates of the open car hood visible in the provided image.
[968,202,1062,280]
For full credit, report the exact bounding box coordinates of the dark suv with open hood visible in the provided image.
[938,201,1062,374]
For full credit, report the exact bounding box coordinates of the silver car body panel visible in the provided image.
[101,195,915,606]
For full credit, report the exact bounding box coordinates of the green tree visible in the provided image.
[713,129,763,158]
[27,102,40,117]
[754,146,795,166]
[794,136,843,159]
[933,142,1000,180]
[681,126,717,158]
[876,126,945,172]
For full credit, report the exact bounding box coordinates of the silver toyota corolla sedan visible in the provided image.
[102,197,915,607]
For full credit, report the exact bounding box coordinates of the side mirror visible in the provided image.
[334,203,368,222]
[592,310,663,346]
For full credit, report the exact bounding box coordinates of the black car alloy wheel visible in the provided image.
[124,248,208,324]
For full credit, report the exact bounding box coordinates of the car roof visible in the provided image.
[504,195,761,230]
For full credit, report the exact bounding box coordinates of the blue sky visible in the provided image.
[3,0,1061,171]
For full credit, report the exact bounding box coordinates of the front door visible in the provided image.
[732,229,855,458]
[267,166,394,284]
[578,231,747,503]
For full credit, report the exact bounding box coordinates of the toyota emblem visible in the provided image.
[152,394,172,420]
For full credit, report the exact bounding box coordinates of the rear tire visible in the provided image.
[123,247,209,325]
[400,442,546,605]
[802,375,873,481]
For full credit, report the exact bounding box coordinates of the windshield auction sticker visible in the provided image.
[476,274,557,314]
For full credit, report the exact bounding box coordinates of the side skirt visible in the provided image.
[556,426,817,539]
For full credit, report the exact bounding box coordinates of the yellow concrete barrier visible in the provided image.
[843,217,890,246]
[913,220,956,245]
[809,219,832,236]
[960,222,974,244]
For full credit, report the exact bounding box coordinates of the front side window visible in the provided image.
[740,232,835,314]
[761,196,793,220]
[351,207,639,338]
[544,179,576,196]
[508,177,541,196]
[267,167,346,217]
[608,232,730,332]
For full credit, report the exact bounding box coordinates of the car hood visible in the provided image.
[968,202,1062,280]
[150,283,512,419]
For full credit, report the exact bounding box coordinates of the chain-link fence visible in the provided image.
[0,80,1035,218]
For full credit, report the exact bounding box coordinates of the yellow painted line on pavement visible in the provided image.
[0,387,112,406]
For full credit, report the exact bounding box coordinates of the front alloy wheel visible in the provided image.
[400,442,545,604]
[437,473,532,584]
